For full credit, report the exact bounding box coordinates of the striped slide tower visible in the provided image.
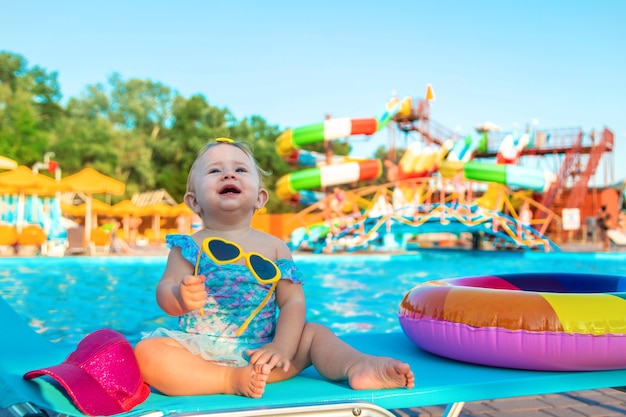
[275,98,403,202]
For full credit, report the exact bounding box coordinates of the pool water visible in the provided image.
[2,250,626,346]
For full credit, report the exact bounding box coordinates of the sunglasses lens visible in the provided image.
[208,239,240,262]
[249,254,278,280]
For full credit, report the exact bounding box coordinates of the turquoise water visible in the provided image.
[2,251,626,346]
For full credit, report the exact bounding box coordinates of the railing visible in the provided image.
[566,128,614,209]
[537,130,583,218]
[393,110,463,146]
[286,178,560,252]
[483,127,582,154]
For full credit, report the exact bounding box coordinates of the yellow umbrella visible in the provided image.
[60,201,82,217]
[138,202,176,242]
[0,166,65,232]
[0,156,18,171]
[171,202,194,234]
[0,166,61,193]
[62,199,113,217]
[171,202,193,216]
[111,200,141,237]
[111,199,141,216]
[138,202,175,217]
[61,168,125,243]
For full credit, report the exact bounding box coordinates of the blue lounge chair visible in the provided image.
[2,296,626,417]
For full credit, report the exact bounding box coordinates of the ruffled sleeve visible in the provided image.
[166,234,200,265]
[276,259,304,284]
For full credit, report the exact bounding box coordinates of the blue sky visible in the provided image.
[2,1,625,182]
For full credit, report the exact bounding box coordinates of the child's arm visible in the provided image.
[156,247,207,316]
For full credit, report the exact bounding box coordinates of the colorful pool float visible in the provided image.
[398,273,626,371]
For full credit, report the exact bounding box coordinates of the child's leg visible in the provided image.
[268,323,415,390]
[134,337,271,397]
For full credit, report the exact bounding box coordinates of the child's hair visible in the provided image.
[186,139,270,193]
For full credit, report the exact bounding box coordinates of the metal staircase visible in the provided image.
[536,130,583,218]
[394,99,461,146]
[565,127,614,209]
[541,130,583,211]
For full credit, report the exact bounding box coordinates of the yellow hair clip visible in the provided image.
[215,137,234,143]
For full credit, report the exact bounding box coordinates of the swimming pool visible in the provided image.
[2,250,626,346]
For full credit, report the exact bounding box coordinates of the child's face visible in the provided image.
[188,144,265,216]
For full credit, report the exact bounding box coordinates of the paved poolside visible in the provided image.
[395,388,626,416]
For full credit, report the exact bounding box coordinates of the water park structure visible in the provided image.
[277,86,616,253]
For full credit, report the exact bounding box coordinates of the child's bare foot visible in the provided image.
[347,357,415,390]
[226,363,272,398]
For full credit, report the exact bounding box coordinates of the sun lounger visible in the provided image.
[0,224,18,255]
[0,224,18,246]
[3,296,626,417]
[65,226,89,255]
[608,229,626,246]
[89,227,112,255]
[12,225,47,256]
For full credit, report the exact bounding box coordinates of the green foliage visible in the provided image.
[0,52,57,163]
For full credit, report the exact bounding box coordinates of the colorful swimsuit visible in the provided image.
[145,234,304,366]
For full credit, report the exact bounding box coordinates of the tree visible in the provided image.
[0,52,63,164]
[29,65,63,130]
[50,83,120,179]
[50,75,178,199]
[153,94,232,201]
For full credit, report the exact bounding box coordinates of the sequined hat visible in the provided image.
[24,329,150,416]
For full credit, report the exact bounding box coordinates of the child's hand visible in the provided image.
[246,343,292,372]
[179,274,206,313]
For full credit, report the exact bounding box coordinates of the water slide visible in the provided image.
[475,184,505,211]
[496,129,533,164]
[275,98,404,202]
[395,140,452,180]
[275,159,383,202]
[439,159,554,191]
[447,132,487,162]
[461,161,555,192]
[438,126,553,191]
[412,132,486,179]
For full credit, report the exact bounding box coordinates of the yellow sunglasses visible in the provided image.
[194,237,281,336]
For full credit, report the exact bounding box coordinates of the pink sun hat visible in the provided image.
[24,328,150,416]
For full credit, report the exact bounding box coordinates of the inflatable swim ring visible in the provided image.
[398,273,626,371]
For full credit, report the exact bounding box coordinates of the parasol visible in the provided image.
[139,202,176,242]
[60,168,125,243]
[0,156,18,171]
[0,166,65,232]
[110,200,141,237]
